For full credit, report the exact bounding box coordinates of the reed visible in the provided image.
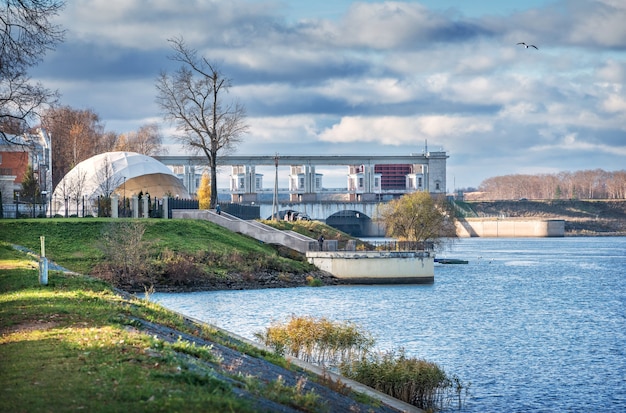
[254,315,374,366]
[256,316,468,411]
[340,348,469,411]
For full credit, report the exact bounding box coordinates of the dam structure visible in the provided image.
[156,152,448,237]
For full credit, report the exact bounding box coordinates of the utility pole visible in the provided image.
[273,153,279,220]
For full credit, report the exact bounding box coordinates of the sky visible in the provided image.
[31,0,626,190]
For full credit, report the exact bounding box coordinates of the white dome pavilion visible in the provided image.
[52,151,189,216]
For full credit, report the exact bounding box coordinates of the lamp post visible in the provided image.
[41,191,47,218]
[15,192,20,219]
[122,176,126,217]
[272,153,279,221]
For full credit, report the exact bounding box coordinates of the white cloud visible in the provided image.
[318,115,493,145]
[33,0,626,190]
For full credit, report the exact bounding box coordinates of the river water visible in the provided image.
[151,237,626,412]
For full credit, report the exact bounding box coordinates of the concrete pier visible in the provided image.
[456,218,565,237]
[306,251,434,284]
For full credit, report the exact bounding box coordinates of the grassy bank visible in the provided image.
[0,218,308,275]
[0,219,328,292]
[0,243,258,412]
[1,243,403,412]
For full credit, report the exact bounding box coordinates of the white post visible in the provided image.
[111,194,119,218]
[132,196,139,218]
[162,196,169,219]
[142,195,149,218]
[39,236,48,285]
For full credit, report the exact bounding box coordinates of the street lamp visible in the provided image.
[15,192,20,219]
[41,191,48,218]
[123,176,126,217]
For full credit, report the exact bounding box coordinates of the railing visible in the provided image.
[350,240,434,252]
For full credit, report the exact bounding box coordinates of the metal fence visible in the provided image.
[168,198,199,219]
[220,202,260,220]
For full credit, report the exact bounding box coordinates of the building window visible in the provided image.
[418,177,422,187]
[358,177,364,188]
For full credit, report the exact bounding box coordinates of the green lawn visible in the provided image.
[0,218,294,275]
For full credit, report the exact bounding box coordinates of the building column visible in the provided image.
[304,165,316,193]
[245,165,256,193]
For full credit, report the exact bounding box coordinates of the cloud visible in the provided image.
[318,115,493,145]
[29,0,626,190]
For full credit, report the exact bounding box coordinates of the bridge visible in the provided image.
[254,200,386,237]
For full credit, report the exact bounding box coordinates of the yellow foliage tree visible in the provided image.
[197,172,211,209]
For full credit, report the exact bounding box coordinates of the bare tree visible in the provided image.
[114,123,165,156]
[67,166,87,216]
[93,155,122,198]
[155,37,248,207]
[1,0,65,143]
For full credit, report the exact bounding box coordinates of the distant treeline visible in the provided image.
[469,169,626,200]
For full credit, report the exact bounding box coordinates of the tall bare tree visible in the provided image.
[155,37,248,207]
[114,123,165,156]
[1,0,65,143]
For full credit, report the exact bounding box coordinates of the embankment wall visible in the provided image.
[456,218,565,237]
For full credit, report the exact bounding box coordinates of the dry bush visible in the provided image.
[94,221,153,288]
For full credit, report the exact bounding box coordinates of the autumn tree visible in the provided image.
[379,192,457,245]
[114,123,165,156]
[155,37,248,208]
[40,106,113,187]
[1,0,65,143]
[197,171,211,209]
[477,169,626,200]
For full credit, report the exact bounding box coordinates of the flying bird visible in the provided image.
[517,42,538,49]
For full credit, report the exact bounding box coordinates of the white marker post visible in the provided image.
[39,236,48,286]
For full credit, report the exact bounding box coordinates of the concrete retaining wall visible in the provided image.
[172,209,317,253]
[306,251,434,284]
[456,218,565,237]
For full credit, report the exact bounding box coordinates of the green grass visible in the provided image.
[0,218,299,275]
[0,250,258,412]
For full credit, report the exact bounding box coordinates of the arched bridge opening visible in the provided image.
[326,210,373,237]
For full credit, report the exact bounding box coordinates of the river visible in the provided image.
[150,237,626,412]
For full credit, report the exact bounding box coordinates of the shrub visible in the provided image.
[159,248,205,286]
[306,275,323,287]
[93,221,153,288]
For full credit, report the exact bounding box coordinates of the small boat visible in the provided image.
[435,258,469,264]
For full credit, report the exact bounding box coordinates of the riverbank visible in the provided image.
[0,244,416,412]
[457,199,626,236]
[0,219,347,293]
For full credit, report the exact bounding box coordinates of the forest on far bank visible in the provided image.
[464,169,626,201]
